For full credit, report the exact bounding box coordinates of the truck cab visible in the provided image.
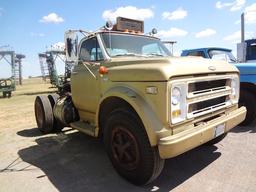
[34,17,246,185]
[245,39,256,62]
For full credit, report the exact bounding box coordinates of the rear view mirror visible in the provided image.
[65,31,78,63]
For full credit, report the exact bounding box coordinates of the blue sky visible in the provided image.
[0,0,256,78]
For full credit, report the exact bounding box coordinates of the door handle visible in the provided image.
[72,72,78,75]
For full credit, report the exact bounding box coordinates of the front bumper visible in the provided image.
[158,106,246,159]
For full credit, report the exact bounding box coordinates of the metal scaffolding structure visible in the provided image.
[15,54,25,85]
[38,53,49,81]
[39,50,71,89]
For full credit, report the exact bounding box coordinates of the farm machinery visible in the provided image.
[0,48,25,98]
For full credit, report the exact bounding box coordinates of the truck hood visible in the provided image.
[234,63,256,75]
[107,56,239,81]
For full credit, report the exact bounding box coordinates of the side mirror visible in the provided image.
[65,31,78,63]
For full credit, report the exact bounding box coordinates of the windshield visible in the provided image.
[247,44,256,61]
[101,33,171,57]
[208,50,237,63]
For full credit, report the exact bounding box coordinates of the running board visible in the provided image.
[70,121,97,137]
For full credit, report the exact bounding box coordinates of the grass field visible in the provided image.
[0,78,56,130]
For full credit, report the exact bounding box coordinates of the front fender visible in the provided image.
[240,74,256,84]
[96,86,165,146]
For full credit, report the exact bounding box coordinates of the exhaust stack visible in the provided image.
[241,13,245,43]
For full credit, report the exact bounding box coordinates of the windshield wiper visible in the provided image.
[146,53,164,57]
[113,53,144,57]
[230,58,237,63]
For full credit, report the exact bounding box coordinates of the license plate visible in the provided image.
[214,123,225,138]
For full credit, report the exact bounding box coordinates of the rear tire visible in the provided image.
[34,95,54,133]
[48,94,59,108]
[104,109,164,185]
[239,89,256,125]
[48,94,63,132]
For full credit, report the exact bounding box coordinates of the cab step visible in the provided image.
[70,121,97,137]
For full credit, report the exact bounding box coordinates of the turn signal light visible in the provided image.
[172,110,181,118]
[99,66,108,75]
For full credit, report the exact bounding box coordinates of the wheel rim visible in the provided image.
[111,126,140,171]
[35,100,44,128]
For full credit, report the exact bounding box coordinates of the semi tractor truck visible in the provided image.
[34,17,246,185]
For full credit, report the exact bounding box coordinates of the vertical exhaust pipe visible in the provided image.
[241,13,245,43]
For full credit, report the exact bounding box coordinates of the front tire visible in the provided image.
[239,89,256,125]
[104,109,164,185]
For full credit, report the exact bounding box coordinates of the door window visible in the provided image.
[187,51,206,58]
[79,37,104,61]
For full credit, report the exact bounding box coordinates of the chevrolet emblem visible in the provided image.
[208,66,216,71]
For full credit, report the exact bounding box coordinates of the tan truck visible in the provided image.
[34,17,246,185]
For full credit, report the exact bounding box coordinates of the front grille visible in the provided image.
[189,79,227,95]
[188,96,227,115]
[185,75,234,119]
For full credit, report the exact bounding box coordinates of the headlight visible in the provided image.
[230,76,239,103]
[170,83,187,124]
[171,87,181,105]
[231,78,237,95]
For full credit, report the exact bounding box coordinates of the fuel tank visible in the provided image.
[53,95,79,126]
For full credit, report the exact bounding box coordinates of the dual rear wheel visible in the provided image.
[34,94,60,133]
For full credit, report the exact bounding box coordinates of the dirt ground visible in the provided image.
[0,78,255,192]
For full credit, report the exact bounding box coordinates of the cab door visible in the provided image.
[71,37,104,122]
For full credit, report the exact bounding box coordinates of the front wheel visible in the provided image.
[104,109,164,185]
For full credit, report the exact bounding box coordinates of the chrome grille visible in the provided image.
[186,75,234,119]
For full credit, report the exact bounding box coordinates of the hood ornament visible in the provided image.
[208,66,216,71]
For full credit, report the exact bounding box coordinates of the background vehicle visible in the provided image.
[34,17,246,185]
[0,49,25,98]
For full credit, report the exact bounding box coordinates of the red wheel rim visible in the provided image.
[111,126,140,171]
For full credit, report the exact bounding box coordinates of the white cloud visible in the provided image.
[162,7,187,20]
[231,0,246,11]
[244,3,256,24]
[223,31,241,41]
[195,28,216,38]
[30,32,45,37]
[157,28,188,39]
[223,30,255,42]
[216,0,246,11]
[39,13,64,24]
[102,6,154,21]
[216,1,233,9]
